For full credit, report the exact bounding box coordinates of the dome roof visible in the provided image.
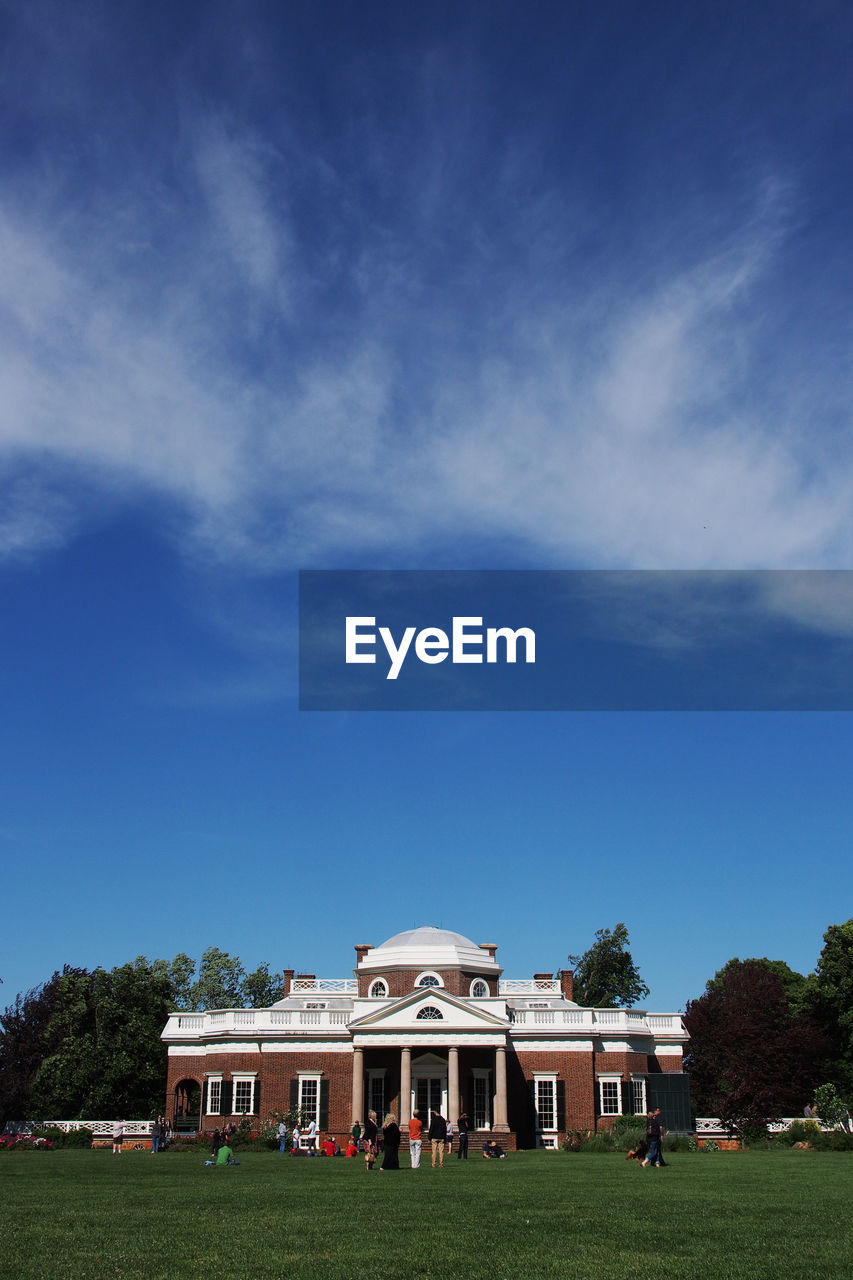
[377,926,478,951]
[359,926,500,973]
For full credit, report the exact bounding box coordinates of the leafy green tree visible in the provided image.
[243,962,285,1008]
[190,947,246,1011]
[813,1082,846,1129]
[28,960,173,1118]
[150,953,196,1010]
[0,969,72,1126]
[568,923,649,1008]
[808,919,853,1096]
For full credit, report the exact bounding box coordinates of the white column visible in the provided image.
[448,1046,460,1121]
[352,1047,364,1126]
[493,1044,510,1132]
[400,1047,411,1125]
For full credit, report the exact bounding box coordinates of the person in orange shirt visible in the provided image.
[408,1110,423,1169]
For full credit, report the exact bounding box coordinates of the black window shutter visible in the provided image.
[221,1079,233,1116]
[201,1081,208,1116]
[528,1080,537,1122]
[290,1078,299,1112]
[253,1080,261,1117]
[319,1080,330,1130]
[557,1080,566,1131]
[622,1081,634,1115]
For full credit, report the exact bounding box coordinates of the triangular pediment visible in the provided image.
[350,986,508,1031]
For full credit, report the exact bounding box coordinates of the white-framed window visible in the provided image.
[233,1075,257,1115]
[369,979,388,998]
[534,1073,558,1131]
[206,1077,222,1115]
[598,1075,621,1116]
[305,1002,326,1010]
[415,972,443,989]
[299,1073,321,1125]
[631,1077,647,1116]
[416,1005,443,1020]
[473,1069,491,1130]
[367,1069,385,1122]
[470,979,489,998]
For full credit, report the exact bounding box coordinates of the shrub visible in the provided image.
[812,1129,853,1152]
[32,1126,93,1149]
[780,1120,821,1147]
[561,1130,588,1152]
[0,1134,54,1151]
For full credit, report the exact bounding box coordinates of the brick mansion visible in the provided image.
[162,927,691,1148]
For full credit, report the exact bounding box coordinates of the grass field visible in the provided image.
[3,1148,851,1280]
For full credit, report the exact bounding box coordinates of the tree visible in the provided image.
[189,947,246,1011]
[243,962,285,1008]
[0,969,72,1127]
[568,923,649,1008]
[808,919,853,1097]
[1,958,177,1122]
[150,953,196,1010]
[813,1082,846,1129]
[684,959,826,1132]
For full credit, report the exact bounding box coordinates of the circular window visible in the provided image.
[416,1005,444,1020]
[470,980,488,998]
[369,979,388,998]
[415,972,442,989]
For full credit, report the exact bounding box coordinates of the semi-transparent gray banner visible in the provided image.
[299,570,853,710]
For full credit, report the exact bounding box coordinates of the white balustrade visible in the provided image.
[291,979,357,993]
[499,980,561,994]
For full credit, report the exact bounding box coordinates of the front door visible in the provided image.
[415,1075,445,1123]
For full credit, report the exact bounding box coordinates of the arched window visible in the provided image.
[416,1005,443,1020]
[470,979,488,998]
[415,972,442,989]
[369,979,388,998]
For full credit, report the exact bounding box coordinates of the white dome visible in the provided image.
[377,926,478,951]
[360,926,500,973]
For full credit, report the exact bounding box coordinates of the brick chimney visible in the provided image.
[282,969,295,996]
[558,969,574,1001]
[479,943,498,959]
[534,972,553,989]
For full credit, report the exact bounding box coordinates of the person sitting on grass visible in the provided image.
[215,1143,239,1166]
[482,1141,505,1159]
[344,1139,358,1157]
[625,1138,649,1163]
[322,1135,336,1157]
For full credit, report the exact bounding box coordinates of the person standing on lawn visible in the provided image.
[456,1112,469,1159]
[408,1110,423,1169]
[111,1119,124,1154]
[428,1108,447,1168]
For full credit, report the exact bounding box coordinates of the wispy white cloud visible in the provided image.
[0,31,851,586]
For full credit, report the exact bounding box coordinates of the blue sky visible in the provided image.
[1,1,851,1013]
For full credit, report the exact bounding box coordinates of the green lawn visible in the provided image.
[3,1148,850,1280]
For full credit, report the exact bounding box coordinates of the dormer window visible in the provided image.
[416,1006,443,1020]
[369,979,388,998]
[415,972,442,989]
[470,979,489,998]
